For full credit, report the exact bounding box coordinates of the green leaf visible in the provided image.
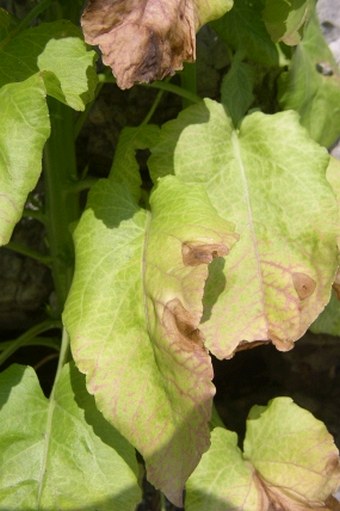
[211,0,278,67]
[220,53,255,126]
[310,292,340,336]
[195,0,234,26]
[63,174,237,506]
[310,156,340,336]
[0,7,17,41]
[186,429,261,510]
[186,398,340,510]
[0,32,97,245]
[279,15,340,147]
[245,398,340,506]
[0,75,50,246]
[263,0,314,45]
[108,125,160,202]
[149,99,339,358]
[0,363,141,511]
[0,20,81,88]
[38,37,97,111]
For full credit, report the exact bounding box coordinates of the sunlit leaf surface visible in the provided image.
[263,0,314,45]
[0,363,140,511]
[186,398,340,510]
[149,99,339,358]
[0,30,96,245]
[64,154,237,505]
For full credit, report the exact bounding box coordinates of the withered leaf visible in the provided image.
[81,0,197,89]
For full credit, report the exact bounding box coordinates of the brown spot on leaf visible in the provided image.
[162,298,205,350]
[292,272,316,300]
[81,0,197,89]
[332,269,340,300]
[182,242,229,266]
[325,453,340,475]
[326,496,340,511]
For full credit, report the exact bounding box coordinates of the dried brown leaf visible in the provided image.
[81,0,197,89]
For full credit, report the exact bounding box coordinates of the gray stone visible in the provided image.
[330,38,340,65]
[317,0,340,43]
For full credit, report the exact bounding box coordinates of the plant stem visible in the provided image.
[68,176,98,193]
[141,89,164,125]
[0,320,61,366]
[147,81,201,104]
[16,0,53,31]
[97,73,202,104]
[43,99,79,313]
[0,337,60,352]
[5,241,52,266]
[34,352,59,372]
[22,208,46,224]
[180,62,197,108]
[37,326,70,507]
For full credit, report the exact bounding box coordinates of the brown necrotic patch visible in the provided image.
[292,272,316,300]
[182,242,229,266]
[162,298,205,350]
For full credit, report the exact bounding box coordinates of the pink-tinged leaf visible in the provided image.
[63,174,237,505]
[149,99,339,358]
[80,0,233,89]
[186,398,340,511]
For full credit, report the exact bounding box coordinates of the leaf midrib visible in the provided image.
[231,130,267,323]
[36,392,56,508]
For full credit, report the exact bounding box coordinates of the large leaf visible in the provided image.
[194,0,234,25]
[81,0,233,89]
[0,35,97,245]
[108,125,160,201]
[0,17,97,109]
[0,7,17,40]
[38,37,97,111]
[279,15,340,148]
[263,0,314,45]
[0,75,50,246]
[63,171,237,506]
[149,99,339,358]
[0,362,140,510]
[210,0,278,67]
[220,52,255,126]
[186,397,340,510]
[0,20,81,88]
